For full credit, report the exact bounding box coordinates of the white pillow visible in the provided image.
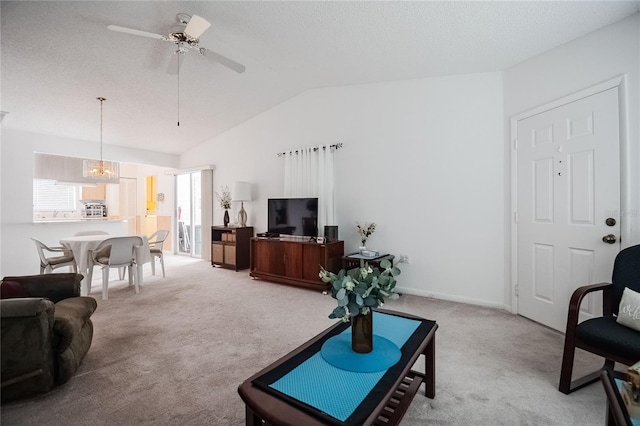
[617,287,640,332]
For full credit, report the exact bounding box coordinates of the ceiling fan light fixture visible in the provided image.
[83,97,120,179]
[107,13,245,74]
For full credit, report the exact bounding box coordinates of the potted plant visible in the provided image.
[319,259,400,353]
[356,222,376,249]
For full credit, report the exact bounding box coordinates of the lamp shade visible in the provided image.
[232,182,251,202]
[83,159,119,179]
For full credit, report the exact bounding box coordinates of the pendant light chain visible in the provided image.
[98,97,105,161]
[83,96,119,179]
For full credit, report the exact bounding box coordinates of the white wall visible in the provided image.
[181,72,507,309]
[4,15,634,312]
[0,129,179,276]
[503,13,640,305]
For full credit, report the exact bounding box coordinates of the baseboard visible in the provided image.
[395,286,512,313]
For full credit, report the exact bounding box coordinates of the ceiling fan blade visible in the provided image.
[107,25,165,40]
[166,52,185,75]
[198,48,246,74]
[184,15,211,39]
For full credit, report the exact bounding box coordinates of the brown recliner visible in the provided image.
[1,273,97,402]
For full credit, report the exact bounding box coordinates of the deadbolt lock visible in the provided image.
[606,218,616,227]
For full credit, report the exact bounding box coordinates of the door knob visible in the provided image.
[602,234,617,244]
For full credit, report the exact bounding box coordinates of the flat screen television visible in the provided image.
[267,198,318,237]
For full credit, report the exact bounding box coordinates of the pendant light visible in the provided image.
[83,97,120,179]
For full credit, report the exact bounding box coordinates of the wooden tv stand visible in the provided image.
[250,237,344,290]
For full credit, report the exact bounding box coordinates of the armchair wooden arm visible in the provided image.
[560,282,614,394]
[566,282,613,323]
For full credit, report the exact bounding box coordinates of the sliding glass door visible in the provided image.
[176,172,201,257]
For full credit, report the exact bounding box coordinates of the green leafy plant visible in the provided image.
[319,259,400,322]
[215,185,231,209]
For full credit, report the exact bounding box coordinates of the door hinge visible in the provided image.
[514,212,519,224]
[513,139,518,150]
[515,284,519,296]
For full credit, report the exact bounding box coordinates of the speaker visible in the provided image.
[324,226,338,242]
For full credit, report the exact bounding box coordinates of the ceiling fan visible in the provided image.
[107,13,246,74]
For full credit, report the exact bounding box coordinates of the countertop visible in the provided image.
[33,218,127,223]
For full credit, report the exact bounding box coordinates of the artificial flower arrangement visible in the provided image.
[215,185,231,210]
[320,258,400,322]
[356,222,376,247]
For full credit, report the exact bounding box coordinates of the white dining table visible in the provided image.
[60,234,151,296]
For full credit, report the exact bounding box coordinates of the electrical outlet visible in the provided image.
[398,254,410,264]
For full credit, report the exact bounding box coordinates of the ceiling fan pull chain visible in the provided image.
[177,53,180,127]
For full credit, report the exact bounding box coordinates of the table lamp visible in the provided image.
[232,181,251,227]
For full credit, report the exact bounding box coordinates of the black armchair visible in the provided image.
[559,244,640,394]
[1,273,97,402]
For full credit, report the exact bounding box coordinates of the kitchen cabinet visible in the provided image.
[33,153,118,184]
[81,184,106,200]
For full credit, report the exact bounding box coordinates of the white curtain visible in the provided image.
[283,144,336,230]
[200,169,214,260]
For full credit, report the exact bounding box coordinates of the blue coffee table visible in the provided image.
[238,309,437,426]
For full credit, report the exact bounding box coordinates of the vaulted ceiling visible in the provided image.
[2,1,638,155]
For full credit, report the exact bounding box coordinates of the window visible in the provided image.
[33,179,78,211]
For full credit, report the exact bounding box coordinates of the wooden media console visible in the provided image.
[250,237,344,290]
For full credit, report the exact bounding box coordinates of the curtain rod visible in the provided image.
[276,142,343,157]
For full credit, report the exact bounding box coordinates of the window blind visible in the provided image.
[33,179,77,211]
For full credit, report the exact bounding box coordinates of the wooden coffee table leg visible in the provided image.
[425,334,435,398]
[245,405,262,426]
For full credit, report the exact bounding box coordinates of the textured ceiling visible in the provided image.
[2,1,639,156]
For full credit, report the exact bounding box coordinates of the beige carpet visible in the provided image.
[1,256,608,425]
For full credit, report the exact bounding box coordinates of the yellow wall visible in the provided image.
[146,175,157,213]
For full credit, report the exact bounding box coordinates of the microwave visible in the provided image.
[82,203,107,218]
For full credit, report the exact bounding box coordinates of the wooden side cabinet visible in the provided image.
[211,226,254,271]
[250,238,344,290]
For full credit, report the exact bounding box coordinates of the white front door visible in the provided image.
[516,87,621,332]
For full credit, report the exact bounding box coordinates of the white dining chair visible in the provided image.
[86,236,143,300]
[74,231,119,276]
[74,231,115,275]
[148,230,170,277]
[31,238,77,274]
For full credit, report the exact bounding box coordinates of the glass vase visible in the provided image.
[351,312,373,353]
[359,239,367,254]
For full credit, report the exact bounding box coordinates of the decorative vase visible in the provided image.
[359,239,367,254]
[351,312,373,353]
[223,209,230,227]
